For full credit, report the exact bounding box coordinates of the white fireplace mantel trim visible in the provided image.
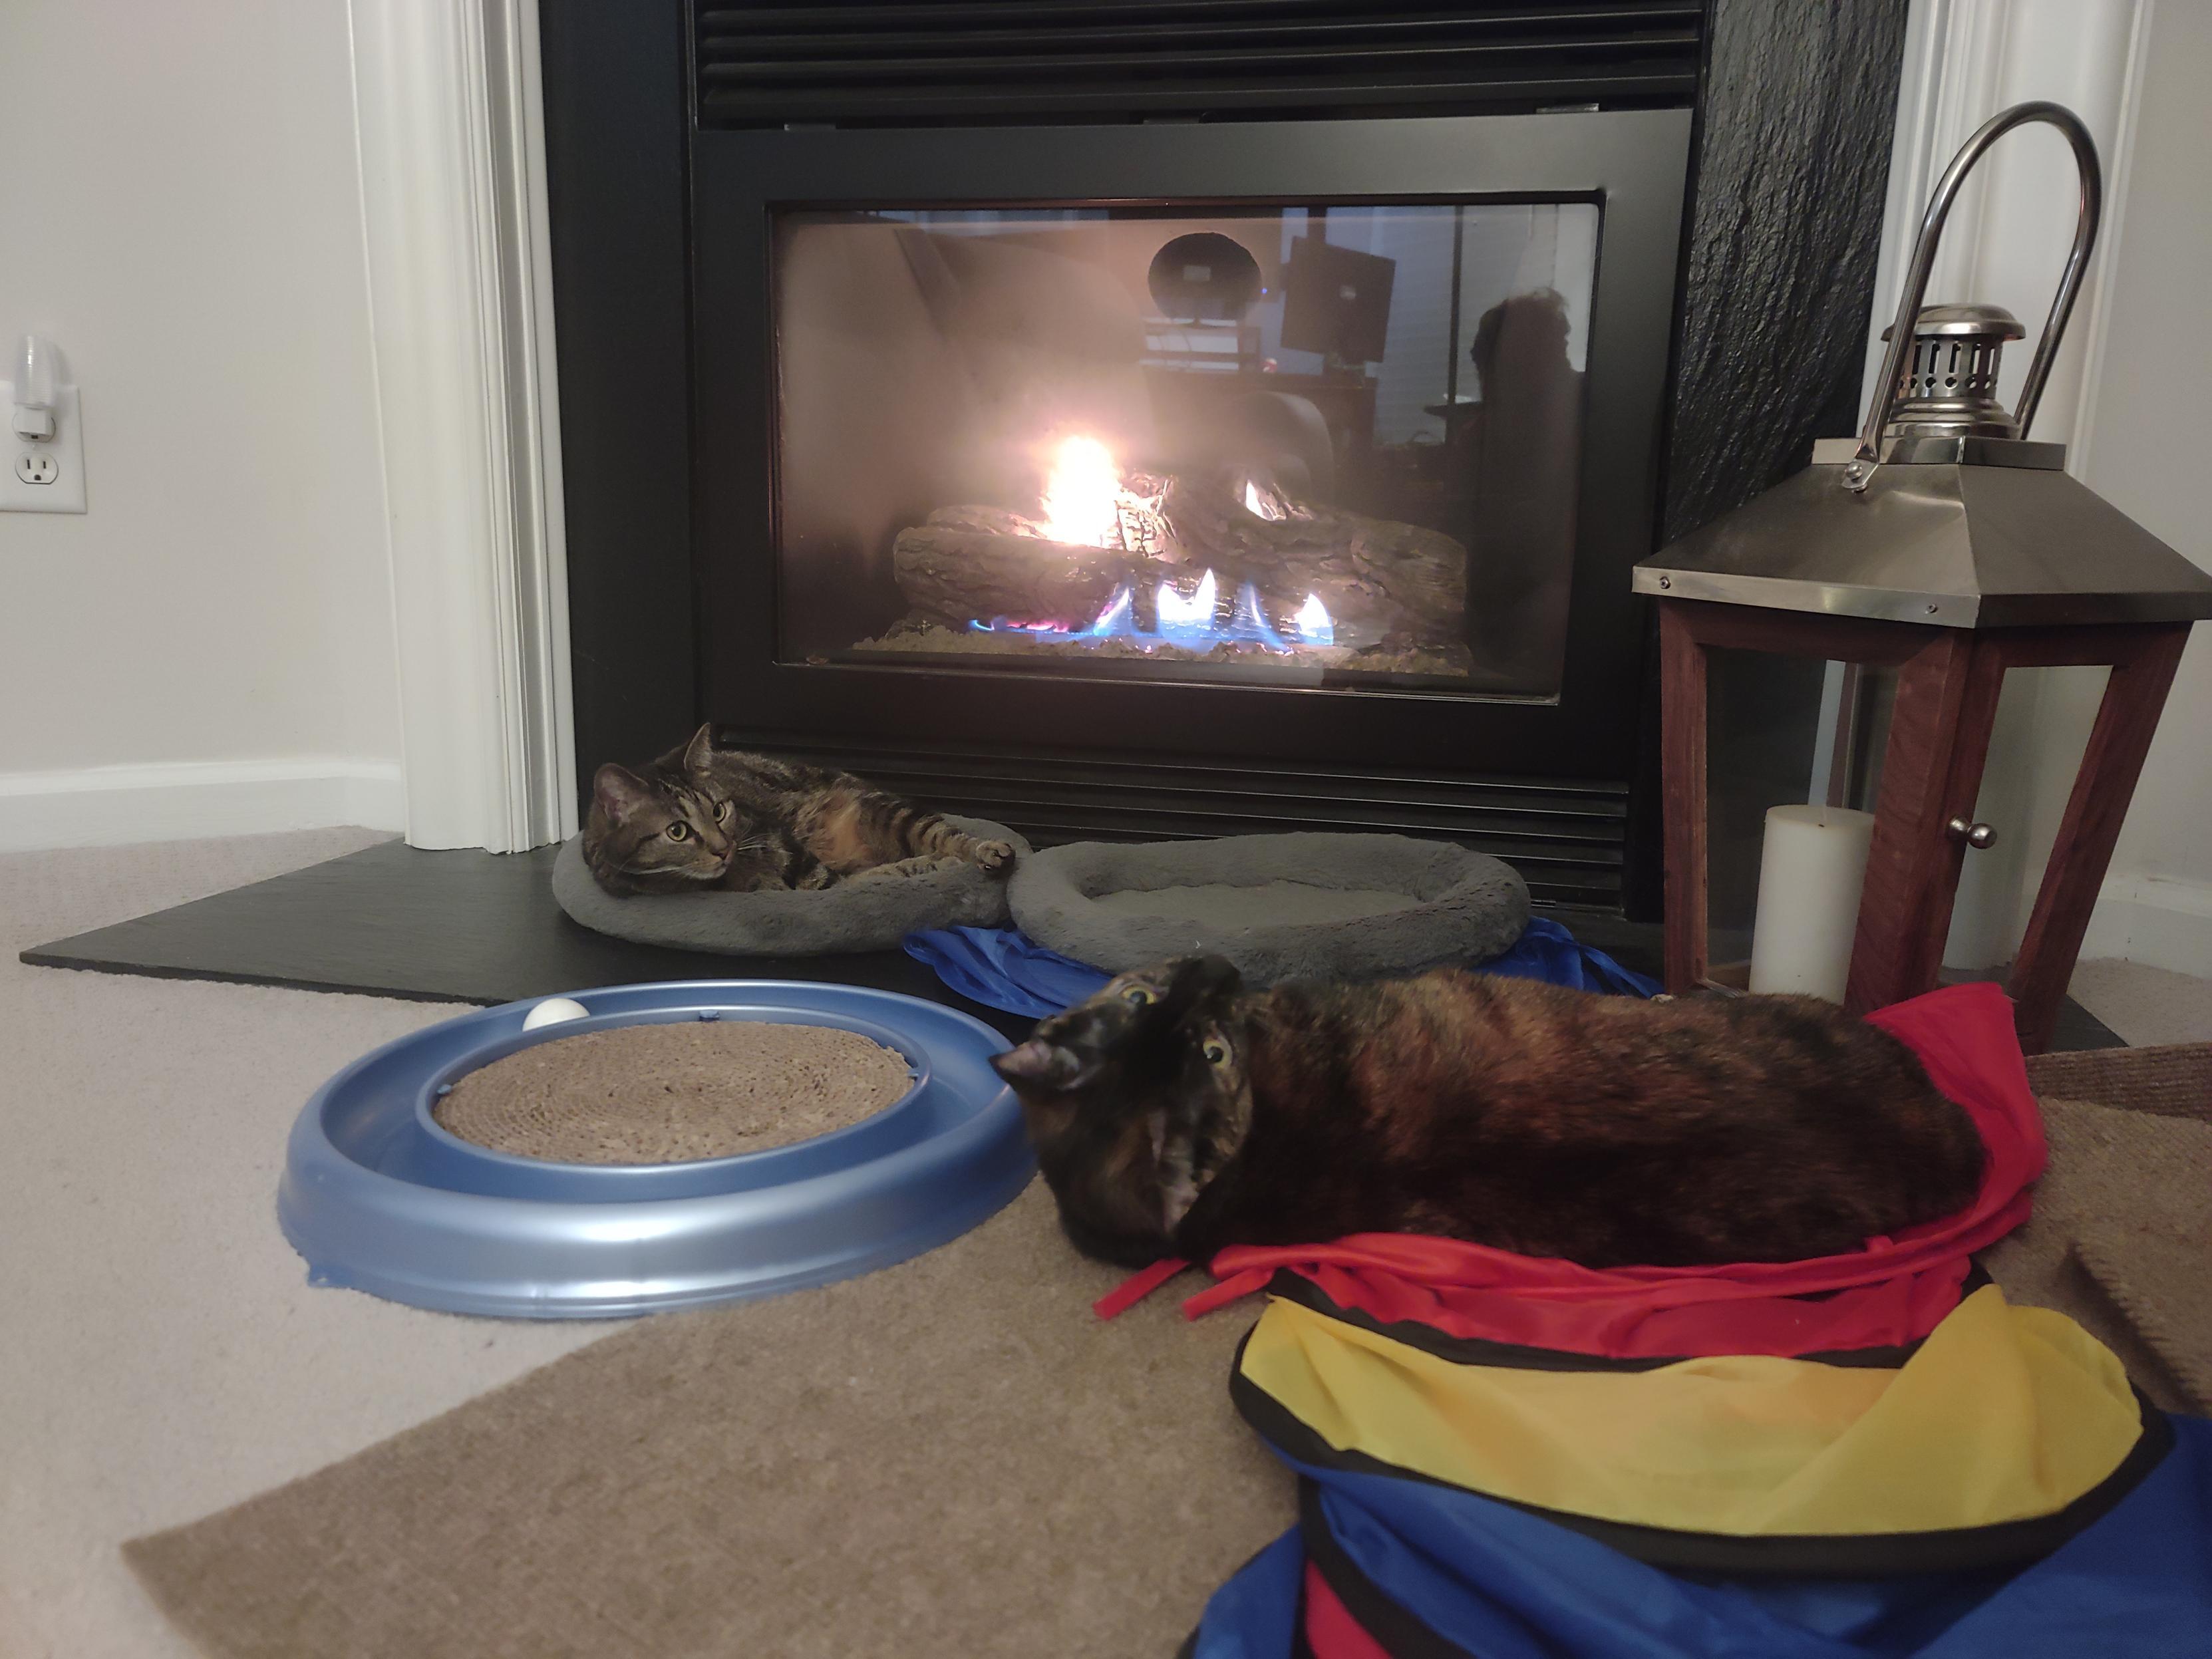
[347,0,575,852]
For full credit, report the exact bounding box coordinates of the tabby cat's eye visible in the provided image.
[1203,1039,1229,1066]
[666,822,691,841]
[1122,985,1157,1006]
[713,799,733,824]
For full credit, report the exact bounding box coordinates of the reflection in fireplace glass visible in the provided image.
[771,202,1597,696]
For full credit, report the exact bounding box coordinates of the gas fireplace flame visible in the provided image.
[977,437,1335,653]
[974,571,1333,654]
[1294,592,1333,640]
[1038,436,1123,548]
[1156,567,1218,634]
[1243,480,1286,522]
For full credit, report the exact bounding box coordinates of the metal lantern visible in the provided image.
[1635,101,2212,1052]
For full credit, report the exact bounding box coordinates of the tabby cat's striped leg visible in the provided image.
[905,812,1016,873]
[821,790,1015,875]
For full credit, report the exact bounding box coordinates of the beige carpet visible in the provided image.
[122,1077,2212,1659]
[2066,959,2212,1046]
[123,1185,1288,1659]
[8,829,2209,1658]
[0,831,615,1659]
[120,1075,2212,1659]
[116,1086,2212,1659]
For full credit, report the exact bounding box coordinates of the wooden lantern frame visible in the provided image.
[1658,597,2188,1052]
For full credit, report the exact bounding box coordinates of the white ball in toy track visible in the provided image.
[522,996,591,1031]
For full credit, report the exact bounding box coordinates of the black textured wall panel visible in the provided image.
[1621,0,1911,917]
[1662,0,1910,541]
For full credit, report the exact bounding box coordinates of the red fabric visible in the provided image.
[1303,1562,1394,1659]
[1092,1255,1189,1320]
[1184,982,2046,1359]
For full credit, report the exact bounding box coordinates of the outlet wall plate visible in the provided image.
[1,380,86,513]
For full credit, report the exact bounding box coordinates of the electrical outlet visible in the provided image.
[0,381,86,514]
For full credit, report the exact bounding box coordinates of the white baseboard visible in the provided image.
[0,758,406,852]
[2082,874,2212,979]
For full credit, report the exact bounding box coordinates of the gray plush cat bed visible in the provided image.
[1009,832,1529,984]
[551,817,1028,956]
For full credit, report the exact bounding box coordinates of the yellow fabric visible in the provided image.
[1240,1285,2142,1537]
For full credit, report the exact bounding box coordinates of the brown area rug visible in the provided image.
[1998,1044,2212,1414]
[2025,1041,2212,1124]
[2076,1218,2212,1412]
[127,1045,2212,1658]
[1985,1090,2212,1416]
[125,1184,1288,1659]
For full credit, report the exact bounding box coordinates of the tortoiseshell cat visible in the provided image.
[992,957,1984,1269]
[583,723,1015,897]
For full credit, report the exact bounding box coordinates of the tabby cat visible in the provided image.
[582,724,1015,897]
[991,956,1984,1269]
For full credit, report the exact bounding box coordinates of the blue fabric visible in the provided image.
[1186,1529,1303,1659]
[1185,1420,2212,1657]
[1472,915,1662,998]
[903,926,1112,1019]
[905,917,1657,1020]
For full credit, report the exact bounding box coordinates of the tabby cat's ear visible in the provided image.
[591,763,653,818]
[681,722,718,774]
[991,1040,1098,1092]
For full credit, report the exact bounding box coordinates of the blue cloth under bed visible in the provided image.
[902,915,1659,1020]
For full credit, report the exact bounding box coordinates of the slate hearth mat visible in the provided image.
[20,837,2122,1048]
[19,839,1030,1038]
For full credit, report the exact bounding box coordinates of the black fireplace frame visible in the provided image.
[693,113,1688,785]
[540,0,1913,917]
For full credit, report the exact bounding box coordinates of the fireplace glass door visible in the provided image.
[772,202,1599,698]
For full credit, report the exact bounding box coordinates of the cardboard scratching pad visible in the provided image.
[434,1022,915,1165]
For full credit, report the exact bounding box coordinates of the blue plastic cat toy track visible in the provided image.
[278,981,1034,1318]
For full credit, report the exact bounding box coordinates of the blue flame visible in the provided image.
[970,572,1333,654]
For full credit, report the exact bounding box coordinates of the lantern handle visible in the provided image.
[1857,100,2102,460]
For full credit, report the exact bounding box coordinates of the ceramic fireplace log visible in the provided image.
[891,480,1470,649]
[1155,473,1470,647]
[892,513,1145,629]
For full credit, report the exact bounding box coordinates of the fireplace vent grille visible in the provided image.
[719,735,1630,908]
[693,1,1704,129]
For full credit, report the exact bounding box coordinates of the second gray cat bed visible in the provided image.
[1011,832,1529,984]
[552,817,1028,956]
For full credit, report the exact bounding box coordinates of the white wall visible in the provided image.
[1867,1,2210,979]
[1863,0,2146,975]
[2076,0,2212,973]
[0,0,403,848]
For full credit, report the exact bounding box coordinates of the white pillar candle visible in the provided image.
[1748,804,1876,1002]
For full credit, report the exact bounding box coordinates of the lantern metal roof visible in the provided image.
[1635,102,2212,631]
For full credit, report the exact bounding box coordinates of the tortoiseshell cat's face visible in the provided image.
[583,762,739,893]
[990,955,1253,1266]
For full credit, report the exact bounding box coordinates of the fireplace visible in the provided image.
[774,198,1600,697]
[687,113,1687,905]
[542,2,1914,915]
